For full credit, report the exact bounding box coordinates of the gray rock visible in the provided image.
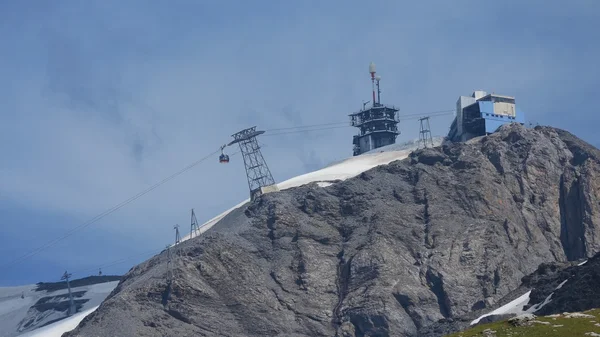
[508,313,536,326]
[64,124,600,337]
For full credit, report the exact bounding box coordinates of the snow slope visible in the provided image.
[17,306,99,337]
[470,291,532,325]
[0,280,118,337]
[470,277,575,325]
[182,137,443,242]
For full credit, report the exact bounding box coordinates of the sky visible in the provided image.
[0,0,599,286]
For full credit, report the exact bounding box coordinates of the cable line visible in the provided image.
[264,121,349,132]
[262,108,454,134]
[70,247,164,277]
[262,125,351,137]
[1,148,222,270]
[261,110,455,137]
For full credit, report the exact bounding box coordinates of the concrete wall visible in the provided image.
[456,96,477,136]
[359,135,371,154]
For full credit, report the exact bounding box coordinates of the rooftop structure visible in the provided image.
[349,63,400,156]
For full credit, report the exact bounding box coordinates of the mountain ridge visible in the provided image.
[64,123,600,337]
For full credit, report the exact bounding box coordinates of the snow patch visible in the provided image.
[578,260,588,266]
[526,292,553,313]
[470,291,532,325]
[523,278,569,314]
[181,139,426,243]
[17,305,98,337]
[556,279,569,290]
[0,281,117,337]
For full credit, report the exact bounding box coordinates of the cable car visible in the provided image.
[219,145,229,163]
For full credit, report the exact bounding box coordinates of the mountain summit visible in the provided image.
[64,124,600,337]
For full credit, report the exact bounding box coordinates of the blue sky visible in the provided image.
[1,0,599,286]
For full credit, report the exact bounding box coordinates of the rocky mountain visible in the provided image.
[64,124,600,337]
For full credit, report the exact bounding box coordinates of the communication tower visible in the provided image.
[350,63,400,156]
[229,126,278,200]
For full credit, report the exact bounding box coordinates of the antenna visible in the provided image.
[61,271,76,316]
[349,63,399,156]
[418,117,434,149]
[190,209,200,239]
[369,62,376,106]
[174,224,181,245]
[375,75,381,104]
[362,100,370,110]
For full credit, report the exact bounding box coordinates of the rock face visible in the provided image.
[64,124,600,337]
[521,251,600,316]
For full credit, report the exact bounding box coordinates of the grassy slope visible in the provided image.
[446,309,600,337]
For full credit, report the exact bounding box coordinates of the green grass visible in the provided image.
[446,309,600,337]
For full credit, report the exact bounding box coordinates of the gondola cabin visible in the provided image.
[219,154,229,163]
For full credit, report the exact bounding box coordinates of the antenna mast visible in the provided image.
[349,63,400,156]
[369,62,377,106]
[376,75,381,104]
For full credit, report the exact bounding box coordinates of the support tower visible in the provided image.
[61,271,76,316]
[190,209,200,239]
[229,126,279,200]
[174,224,181,245]
[350,63,400,156]
[418,117,434,148]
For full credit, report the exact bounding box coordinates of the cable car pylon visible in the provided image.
[190,209,200,239]
[228,126,278,200]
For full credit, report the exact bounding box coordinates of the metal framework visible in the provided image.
[229,126,278,200]
[419,117,434,148]
[166,244,173,283]
[190,209,200,239]
[61,271,76,316]
[350,105,400,156]
[174,224,181,245]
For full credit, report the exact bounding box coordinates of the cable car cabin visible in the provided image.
[219,154,229,163]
